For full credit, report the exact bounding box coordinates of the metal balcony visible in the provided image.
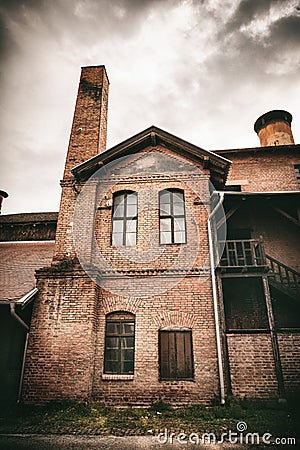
[219,239,266,269]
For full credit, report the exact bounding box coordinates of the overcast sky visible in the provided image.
[1,0,300,214]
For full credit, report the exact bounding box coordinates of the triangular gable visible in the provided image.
[72,126,231,189]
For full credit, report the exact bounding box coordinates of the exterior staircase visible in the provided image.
[266,255,300,301]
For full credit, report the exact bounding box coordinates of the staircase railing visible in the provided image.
[266,254,300,298]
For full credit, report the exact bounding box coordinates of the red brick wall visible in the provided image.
[92,278,219,406]
[226,334,278,398]
[278,333,300,397]
[221,149,300,192]
[22,269,98,403]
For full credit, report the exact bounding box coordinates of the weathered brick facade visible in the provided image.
[19,66,300,406]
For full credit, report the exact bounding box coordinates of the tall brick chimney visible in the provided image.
[53,65,109,262]
[63,65,109,179]
[254,110,294,147]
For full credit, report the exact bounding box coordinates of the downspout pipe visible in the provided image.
[9,303,29,403]
[10,303,29,332]
[208,192,226,405]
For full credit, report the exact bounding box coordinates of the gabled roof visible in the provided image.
[72,126,231,189]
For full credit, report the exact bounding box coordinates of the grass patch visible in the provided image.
[0,398,299,438]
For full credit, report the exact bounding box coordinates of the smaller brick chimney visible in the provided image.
[254,110,294,147]
[0,190,8,214]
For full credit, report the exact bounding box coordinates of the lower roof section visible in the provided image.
[0,241,54,301]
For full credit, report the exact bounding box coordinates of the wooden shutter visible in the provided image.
[159,331,193,380]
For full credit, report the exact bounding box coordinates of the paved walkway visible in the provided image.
[1,434,295,449]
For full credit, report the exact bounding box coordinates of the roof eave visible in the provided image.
[0,287,38,307]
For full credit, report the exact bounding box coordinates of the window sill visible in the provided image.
[102,374,134,381]
[159,378,195,382]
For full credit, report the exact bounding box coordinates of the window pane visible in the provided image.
[174,231,186,244]
[126,232,136,246]
[160,191,171,204]
[172,191,184,203]
[114,194,124,206]
[173,202,185,216]
[123,349,134,361]
[126,218,137,233]
[127,193,137,204]
[105,349,119,361]
[174,217,185,232]
[112,220,123,233]
[113,203,125,218]
[160,231,172,244]
[112,233,123,246]
[123,361,134,374]
[123,323,135,335]
[105,360,119,373]
[123,336,134,348]
[126,203,137,217]
[120,337,132,349]
[106,322,120,335]
[106,337,119,349]
[160,218,171,232]
[160,203,171,216]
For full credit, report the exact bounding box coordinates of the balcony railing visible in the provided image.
[219,239,266,269]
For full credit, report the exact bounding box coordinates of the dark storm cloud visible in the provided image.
[202,0,300,84]
[269,14,300,47]
[0,0,169,54]
[225,0,284,32]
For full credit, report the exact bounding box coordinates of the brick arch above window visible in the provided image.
[106,311,135,321]
[101,296,142,315]
[152,311,196,329]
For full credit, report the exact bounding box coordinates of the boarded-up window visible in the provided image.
[159,330,193,380]
[104,312,135,374]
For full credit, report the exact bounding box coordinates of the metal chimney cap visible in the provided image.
[254,110,293,134]
[0,190,8,198]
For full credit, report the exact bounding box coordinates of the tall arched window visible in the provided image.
[159,189,186,244]
[111,191,137,246]
[104,312,135,374]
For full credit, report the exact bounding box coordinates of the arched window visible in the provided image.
[111,191,137,246]
[104,312,135,374]
[159,189,186,244]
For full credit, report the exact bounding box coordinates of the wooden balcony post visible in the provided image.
[262,276,286,401]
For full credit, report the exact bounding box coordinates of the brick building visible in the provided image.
[1,65,299,406]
